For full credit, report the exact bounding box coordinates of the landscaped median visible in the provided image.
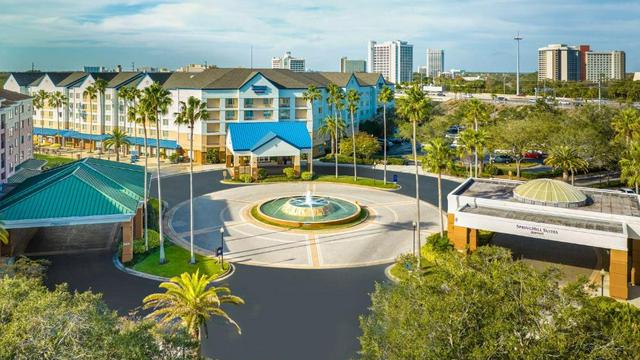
[120,229,229,280]
[223,172,399,190]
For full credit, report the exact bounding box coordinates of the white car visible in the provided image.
[559,100,571,105]
[619,188,636,194]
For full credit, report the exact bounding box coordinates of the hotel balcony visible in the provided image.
[294,98,307,108]
[206,122,221,133]
[207,111,220,121]
[206,98,221,109]
[278,98,291,108]
[224,99,239,109]
[295,109,308,119]
[244,98,274,109]
[244,110,274,121]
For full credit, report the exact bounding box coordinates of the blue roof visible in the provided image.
[126,136,179,150]
[228,122,311,152]
[33,128,178,149]
[33,128,59,136]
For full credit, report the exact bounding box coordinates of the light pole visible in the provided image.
[600,268,606,296]
[514,32,523,96]
[219,227,225,269]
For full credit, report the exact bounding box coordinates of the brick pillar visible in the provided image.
[293,155,301,176]
[451,226,469,251]
[121,220,134,263]
[609,249,629,300]
[468,229,479,251]
[133,207,143,239]
[632,239,640,286]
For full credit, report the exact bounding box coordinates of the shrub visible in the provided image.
[169,153,179,164]
[339,132,381,159]
[239,174,253,183]
[301,171,313,181]
[386,157,407,165]
[426,232,452,252]
[205,148,221,164]
[257,168,268,180]
[483,163,502,176]
[478,230,495,246]
[283,167,298,179]
[146,199,161,231]
[132,230,161,254]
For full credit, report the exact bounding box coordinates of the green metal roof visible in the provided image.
[513,179,587,208]
[0,158,148,228]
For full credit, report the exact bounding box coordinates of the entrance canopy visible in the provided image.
[0,158,149,229]
[34,127,179,149]
[226,121,311,156]
[447,178,640,251]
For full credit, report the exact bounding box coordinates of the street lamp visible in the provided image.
[412,221,417,257]
[600,268,606,296]
[514,32,523,96]
[219,227,225,270]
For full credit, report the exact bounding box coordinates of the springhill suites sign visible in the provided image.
[516,224,559,236]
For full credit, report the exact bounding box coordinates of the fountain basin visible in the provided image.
[255,195,364,229]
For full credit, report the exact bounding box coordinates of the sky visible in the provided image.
[1,0,638,73]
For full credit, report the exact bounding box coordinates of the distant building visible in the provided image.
[368,40,413,84]
[0,89,33,184]
[425,48,444,78]
[585,51,626,82]
[340,57,366,73]
[271,52,306,72]
[578,45,590,81]
[83,66,105,73]
[176,64,215,73]
[634,72,640,81]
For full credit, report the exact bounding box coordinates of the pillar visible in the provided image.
[225,153,233,168]
[609,249,629,300]
[293,155,301,176]
[451,226,469,251]
[468,228,479,251]
[250,155,258,180]
[121,220,134,263]
[133,207,143,239]
[447,214,455,237]
[632,239,640,286]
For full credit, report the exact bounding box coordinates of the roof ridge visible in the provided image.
[72,165,137,213]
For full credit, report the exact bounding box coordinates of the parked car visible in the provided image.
[437,92,446,96]
[619,188,636,194]
[496,96,508,102]
[528,98,537,103]
[558,100,571,106]
[493,154,513,164]
[462,93,474,99]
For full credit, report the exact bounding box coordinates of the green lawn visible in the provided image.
[35,154,74,169]
[315,175,398,189]
[131,243,226,279]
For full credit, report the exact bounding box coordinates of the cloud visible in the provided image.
[0,0,638,71]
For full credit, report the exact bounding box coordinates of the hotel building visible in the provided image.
[0,89,33,184]
[4,68,391,164]
[538,44,626,82]
[340,57,366,73]
[368,40,413,84]
[585,51,626,82]
[271,52,306,72]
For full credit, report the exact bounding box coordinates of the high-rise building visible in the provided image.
[586,51,626,82]
[271,51,306,72]
[425,48,444,78]
[578,45,590,81]
[537,44,581,81]
[340,57,366,73]
[368,40,413,84]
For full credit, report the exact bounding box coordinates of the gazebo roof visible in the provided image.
[227,122,311,152]
[0,158,148,228]
[514,179,588,208]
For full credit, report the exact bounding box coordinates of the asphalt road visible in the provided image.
[42,166,458,360]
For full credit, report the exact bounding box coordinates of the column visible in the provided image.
[293,154,301,176]
[121,220,134,263]
[468,228,479,251]
[632,239,640,286]
[609,249,629,300]
[250,155,258,180]
[133,207,143,239]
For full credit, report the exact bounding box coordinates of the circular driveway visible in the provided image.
[167,182,442,268]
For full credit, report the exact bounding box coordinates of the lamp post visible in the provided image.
[219,227,225,269]
[514,32,523,96]
[600,268,606,296]
[412,221,417,257]
[372,161,377,185]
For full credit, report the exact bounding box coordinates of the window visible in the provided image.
[280,109,290,120]
[279,97,290,107]
[162,119,169,126]
[162,131,169,138]
[245,110,254,120]
[244,98,254,108]
[225,111,236,120]
[263,110,272,119]
[105,126,111,132]
[225,98,236,107]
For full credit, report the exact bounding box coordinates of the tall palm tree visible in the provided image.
[326,83,342,178]
[422,138,454,237]
[132,97,151,250]
[143,270,244,357]
[396,84,432,266]
[117,87,132,133]
[124,88,142,136]
[302,85,322,176]
[457,129,476,177]
[544,145,589,185]
[144,82,173,264]
[620,142,640,194]
[334,92,346,178]
[48,91,68,148]
[612,107,640,146]
[346,89,361,181]
[84,84,98,150]
[318,116,345,157]
[378,85,394,185]
[174,96,209,264]
[93,78,108,152]
[33,90,49,145]
[463,99,489,177]
[104,128,131,162]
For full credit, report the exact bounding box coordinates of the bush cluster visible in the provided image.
[301,171,313,180]
[239,174,253,183]
[283,167,298,179]
[132,230,161,255]
[257,168,268,180]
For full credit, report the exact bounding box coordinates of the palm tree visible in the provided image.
[544,145,589,185]
[463,99,489,177]
[334,92,346,179]
[612,107,640,146]
[47,91,68,147]
[346,89,361,181]
[117,87,131,133]
[302,85,322,177]
[457,129,476,177]
[378,85,394,185]
[143,270,244,357]
[84,84,98,150]
[131,98,151,251]
[422,138,454,237]
[0,222,8,257]
[326,83,343,178]
[144,82,173,264]
[620,142,640,194]
[124,88,142,136]
[396,84,432,265]
[93,78,108,152]
[318,116,345,157]
[104,128,131,162]
[174,96,209,264]
[32,90,49,145]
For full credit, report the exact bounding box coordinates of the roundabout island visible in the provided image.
[167,181,442,269]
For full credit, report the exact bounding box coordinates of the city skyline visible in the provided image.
[1,0,639,72]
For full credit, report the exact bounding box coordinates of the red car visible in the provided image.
[524,151,545,159]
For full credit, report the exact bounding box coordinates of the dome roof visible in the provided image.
[513,179,587,208]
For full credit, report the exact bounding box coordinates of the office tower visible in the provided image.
[340,57,366,73]
[425,48,444,78]
[538,44,581,81]
[368,40,413,84]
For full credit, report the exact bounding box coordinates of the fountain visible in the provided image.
[256,188,364,228]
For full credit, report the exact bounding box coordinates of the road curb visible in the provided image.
[384,263,401,284]
[112,252,235,283]
[220,179,401,191]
